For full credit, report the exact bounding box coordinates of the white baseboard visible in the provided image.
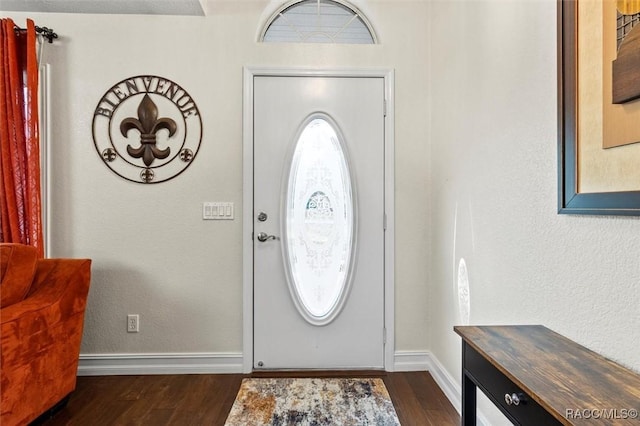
[423,351,461,413]
[77,352,243,376]
[393,350,431,371]
[423,351,491,426]
[79,351,435,376]
[393,350,489,426]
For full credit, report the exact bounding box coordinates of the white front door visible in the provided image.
[253,75,386,370]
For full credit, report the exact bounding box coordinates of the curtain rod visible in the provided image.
[14,25,58,43]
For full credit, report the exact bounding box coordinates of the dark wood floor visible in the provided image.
[39,371,460,425]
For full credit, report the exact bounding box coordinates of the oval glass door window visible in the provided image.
[283,115,356,325]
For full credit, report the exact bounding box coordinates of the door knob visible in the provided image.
[257,232,278,242]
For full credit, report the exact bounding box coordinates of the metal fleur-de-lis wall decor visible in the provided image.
[92,75,202,184]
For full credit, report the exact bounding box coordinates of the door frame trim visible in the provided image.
[242,67,395,373]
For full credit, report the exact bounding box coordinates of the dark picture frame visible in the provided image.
[558,0,640,215]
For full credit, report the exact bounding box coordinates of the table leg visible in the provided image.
[462,371,477,425]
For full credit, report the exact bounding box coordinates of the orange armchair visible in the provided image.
[1,243,91,426]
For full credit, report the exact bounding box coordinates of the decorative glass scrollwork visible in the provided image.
[283,114,356,326]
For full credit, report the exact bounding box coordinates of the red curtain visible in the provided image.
[0,18,43,257]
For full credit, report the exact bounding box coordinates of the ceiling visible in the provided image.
[0,0,208,16]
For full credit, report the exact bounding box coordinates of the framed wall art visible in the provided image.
[558,0,640,215]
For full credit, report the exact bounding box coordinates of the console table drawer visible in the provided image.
[464,343,561,425]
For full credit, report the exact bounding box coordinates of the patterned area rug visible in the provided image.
[224,377,401,426]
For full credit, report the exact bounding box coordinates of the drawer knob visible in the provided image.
[511,393,521,406]
[505,393,513,405]
[505,393,523,406]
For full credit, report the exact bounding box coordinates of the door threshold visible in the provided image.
[250,369,387,378]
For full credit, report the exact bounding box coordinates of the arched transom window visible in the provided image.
[261,0,377,44]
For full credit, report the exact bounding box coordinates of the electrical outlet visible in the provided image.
[127,314,139,333]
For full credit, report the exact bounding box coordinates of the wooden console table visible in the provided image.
[454,325,640,425]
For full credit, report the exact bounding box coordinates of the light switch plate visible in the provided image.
[203,202,234,220]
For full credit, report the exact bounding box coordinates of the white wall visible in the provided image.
[8,0,637,421]
[429,0,640,423]
[3,1,431,358]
